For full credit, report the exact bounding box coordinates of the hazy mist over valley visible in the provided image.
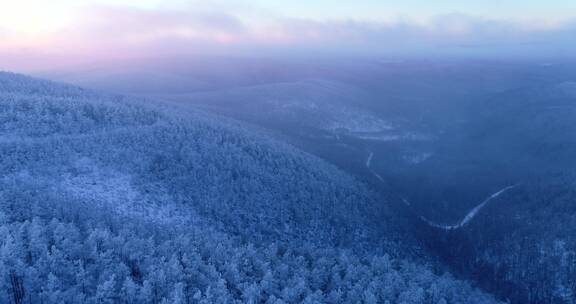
[1,0,576,303]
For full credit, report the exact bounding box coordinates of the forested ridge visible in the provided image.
[424,176,576,304]
[0,72,499,303]
[418,81,576,304]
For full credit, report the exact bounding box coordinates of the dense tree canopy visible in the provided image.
[0,72,498,303]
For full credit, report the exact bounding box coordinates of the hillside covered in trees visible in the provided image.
[422,176,576,304]
[0,72,500,303]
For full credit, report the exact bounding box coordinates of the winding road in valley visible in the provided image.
[365,152,386,183]
[364,150,518,230]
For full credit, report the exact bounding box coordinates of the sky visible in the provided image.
[1,0,576,71]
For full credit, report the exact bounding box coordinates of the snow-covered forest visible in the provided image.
[0,72,500,303]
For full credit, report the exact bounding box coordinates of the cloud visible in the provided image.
[275,14,575,43]
[64,5,248,48]
[81,6,246,35]
[1,4,575,70]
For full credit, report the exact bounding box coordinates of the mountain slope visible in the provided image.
[158,79,394,135]
[419,81,576,304]
[0,72,499,303]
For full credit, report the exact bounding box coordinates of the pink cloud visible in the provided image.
[1,6,576,72]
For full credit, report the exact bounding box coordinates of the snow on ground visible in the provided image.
[418,185,518,230]
[325,109,394,133]
[353,131,436,142]
[365,149,517,230]
[402,152,433,164]
[61,158,195,225]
